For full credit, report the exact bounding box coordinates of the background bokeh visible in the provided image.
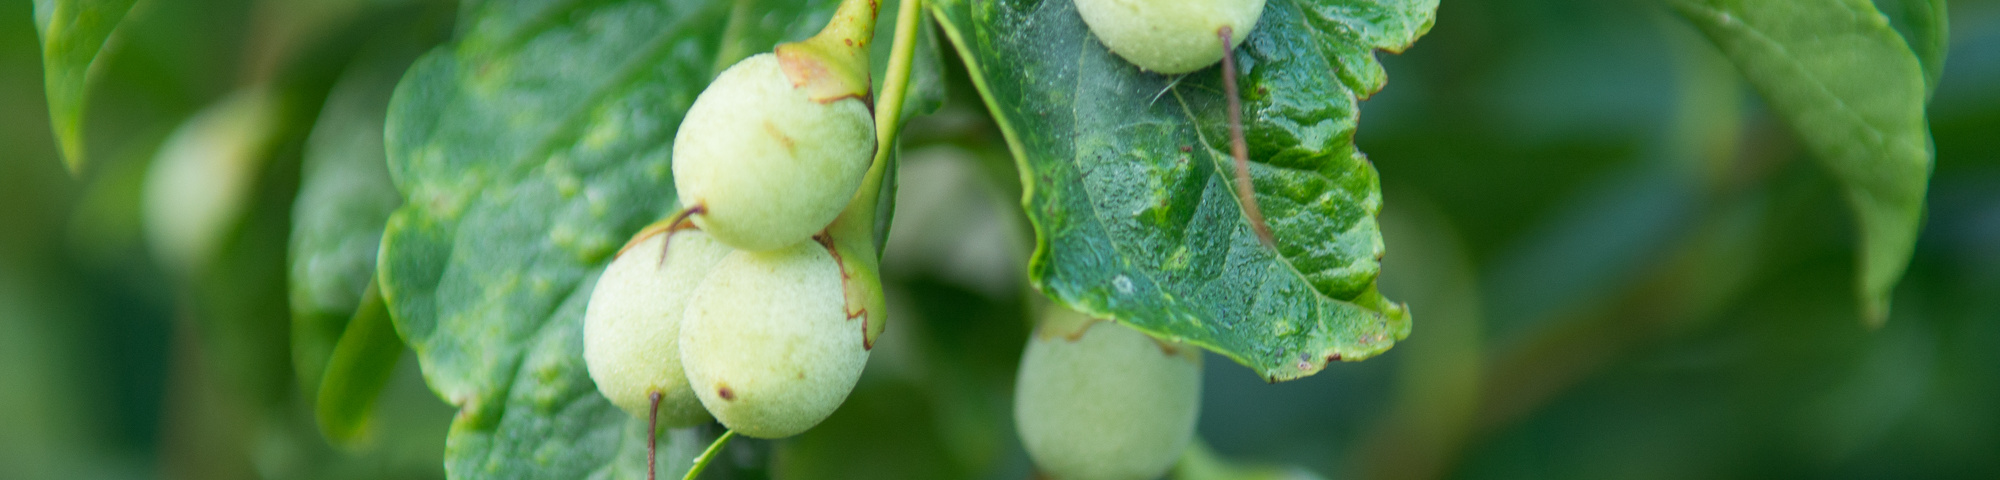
[3,0,1997,479]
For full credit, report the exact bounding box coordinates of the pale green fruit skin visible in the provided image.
[582,230,732,427]
[1073,0,1266,74]
[143,88,281,275]
[1015,317,1204,480]
[679,241,868,438]
[672,53,876,252]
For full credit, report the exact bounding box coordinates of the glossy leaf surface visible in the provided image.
[929,0,1435,380]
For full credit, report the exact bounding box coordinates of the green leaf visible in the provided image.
[315,281,405,446]
[928,0,1434,381]
[1893,0,1947,95]
[1672,0,1933,325]
[289,16,432,401]
[32,0,139,174]
[377,0,915,477]
[288,4,450,444]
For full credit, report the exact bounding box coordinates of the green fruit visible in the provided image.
[679,240,869,438]
[1073,0,1266,74]
[582,229,731,427]
[672,53,877,252]
[143,88,282,275]
[1015,310,1204,480]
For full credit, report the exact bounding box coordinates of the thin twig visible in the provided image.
[657,205,705,266]
[1219,27,1275,247]
[682,430,738,480]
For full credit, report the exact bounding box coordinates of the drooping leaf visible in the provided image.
[287,4,449,444]
[1672,0,1933,325]
[315,282,405,446]
[32,0,139,174]
[285,29,406,395]
[928,0,1435,381]
[377,0,939,476]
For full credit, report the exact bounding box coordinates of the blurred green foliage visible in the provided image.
[4,0,1999,479]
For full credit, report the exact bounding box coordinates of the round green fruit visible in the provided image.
[671,53,876,252]
[679,240,868,438]
[143,88,282,275]
[1015,310,1204,480]
[582,229,732,427]
[1073,0,1266,74]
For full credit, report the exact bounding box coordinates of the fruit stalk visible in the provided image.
[834,0,924,246]
[1219,27,1275,247]
[682,430,737,480]
[824,0,924,348]
[776,0,879,103]
[647,392,660,480]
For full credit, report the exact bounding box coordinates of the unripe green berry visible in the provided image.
[1015,312,1204,480]
[672,53,877,252]
[679,240,868,438]
[582,229,731,427]
[1073,0,1266,74]
[143,88,281,275]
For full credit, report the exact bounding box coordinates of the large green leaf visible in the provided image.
[929,0,1433,381]
[1672,0,1933,325]
[32,0,139,174]
[378,0,939,476]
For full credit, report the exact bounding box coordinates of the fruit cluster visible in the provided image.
[586,0,1267,475]
[582,0,883,443]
